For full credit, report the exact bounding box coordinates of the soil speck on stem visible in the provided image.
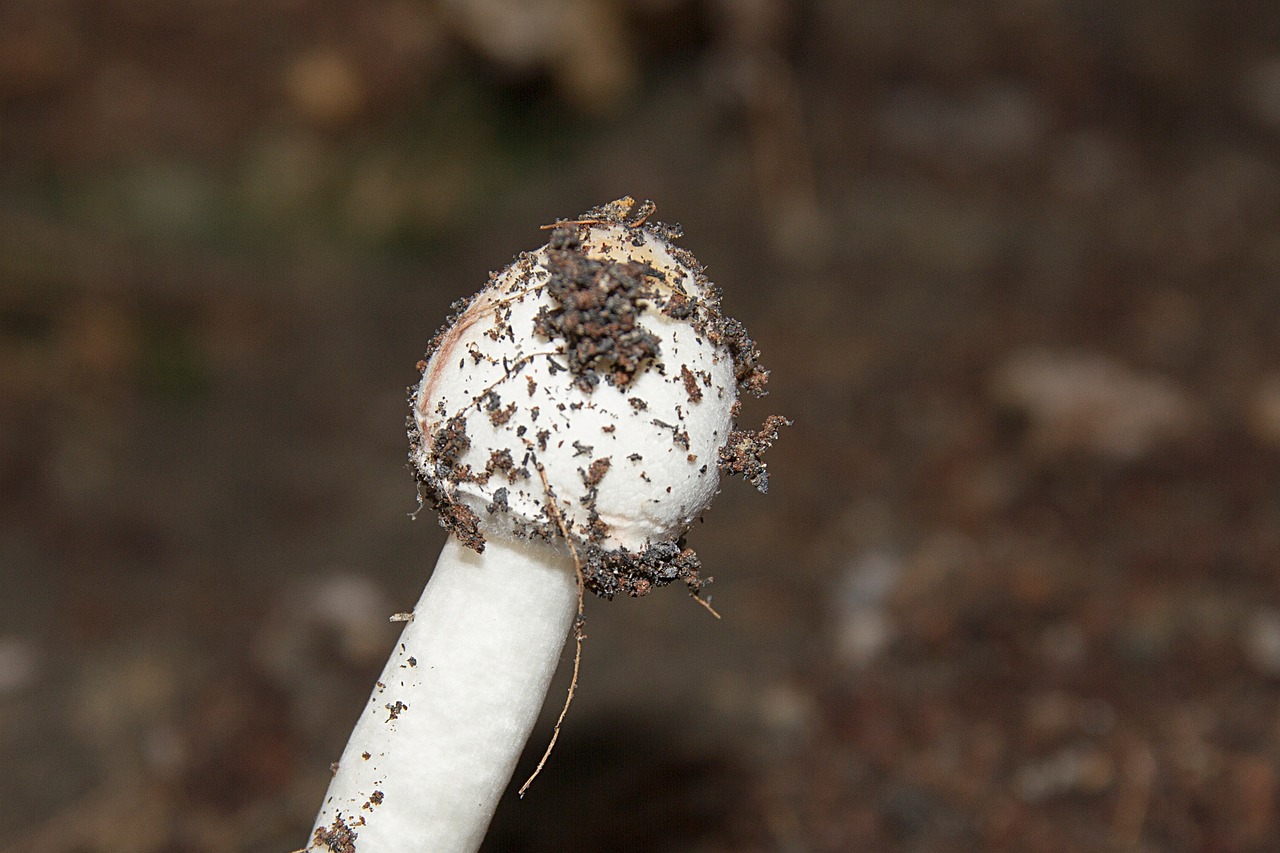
[313,816,358,853]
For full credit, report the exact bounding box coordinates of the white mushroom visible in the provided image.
[304,198,781,853]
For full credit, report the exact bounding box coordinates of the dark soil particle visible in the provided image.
[437,493,484,549]
[385,701,408,722]
[408,414,488,551]
[661,288,694,320]
[719,415,792,493]
[313,816,358,853]
[488,402,517,426]
[581,539,704,599]
[651,418,691,449]
[486,487,509,515]
[413,460,486,550]
[532,238,663,392]
[680,364,703,403]
[429,414,470,480]
[583,457,612,486]
[486,448,515,477]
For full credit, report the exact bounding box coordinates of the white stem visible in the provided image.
[306,534,579,853]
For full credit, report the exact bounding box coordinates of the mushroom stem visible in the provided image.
[306,534,578,853]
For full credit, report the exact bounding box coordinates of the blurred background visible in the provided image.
[5,0,1280,850]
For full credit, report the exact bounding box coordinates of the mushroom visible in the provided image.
[304,198,782,853]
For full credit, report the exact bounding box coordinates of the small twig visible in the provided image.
[691,593,721,619]
[484,282,550,314]
[519,463,587,796]
[539,204,651,231]
[466,350,563,407]
[539,218,605,230]
[519,615,583,799]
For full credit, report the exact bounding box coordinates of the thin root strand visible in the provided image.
[519,463,588,797]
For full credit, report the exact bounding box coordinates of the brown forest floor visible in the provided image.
[6,1,1280,851]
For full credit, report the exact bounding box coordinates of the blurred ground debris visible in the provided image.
[992,349,1198,461]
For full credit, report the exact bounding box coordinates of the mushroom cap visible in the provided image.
[410,216,737,554]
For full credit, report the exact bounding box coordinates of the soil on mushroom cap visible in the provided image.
[720,414,792,494]
[409,200,785,598]
[533,228,663,393]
